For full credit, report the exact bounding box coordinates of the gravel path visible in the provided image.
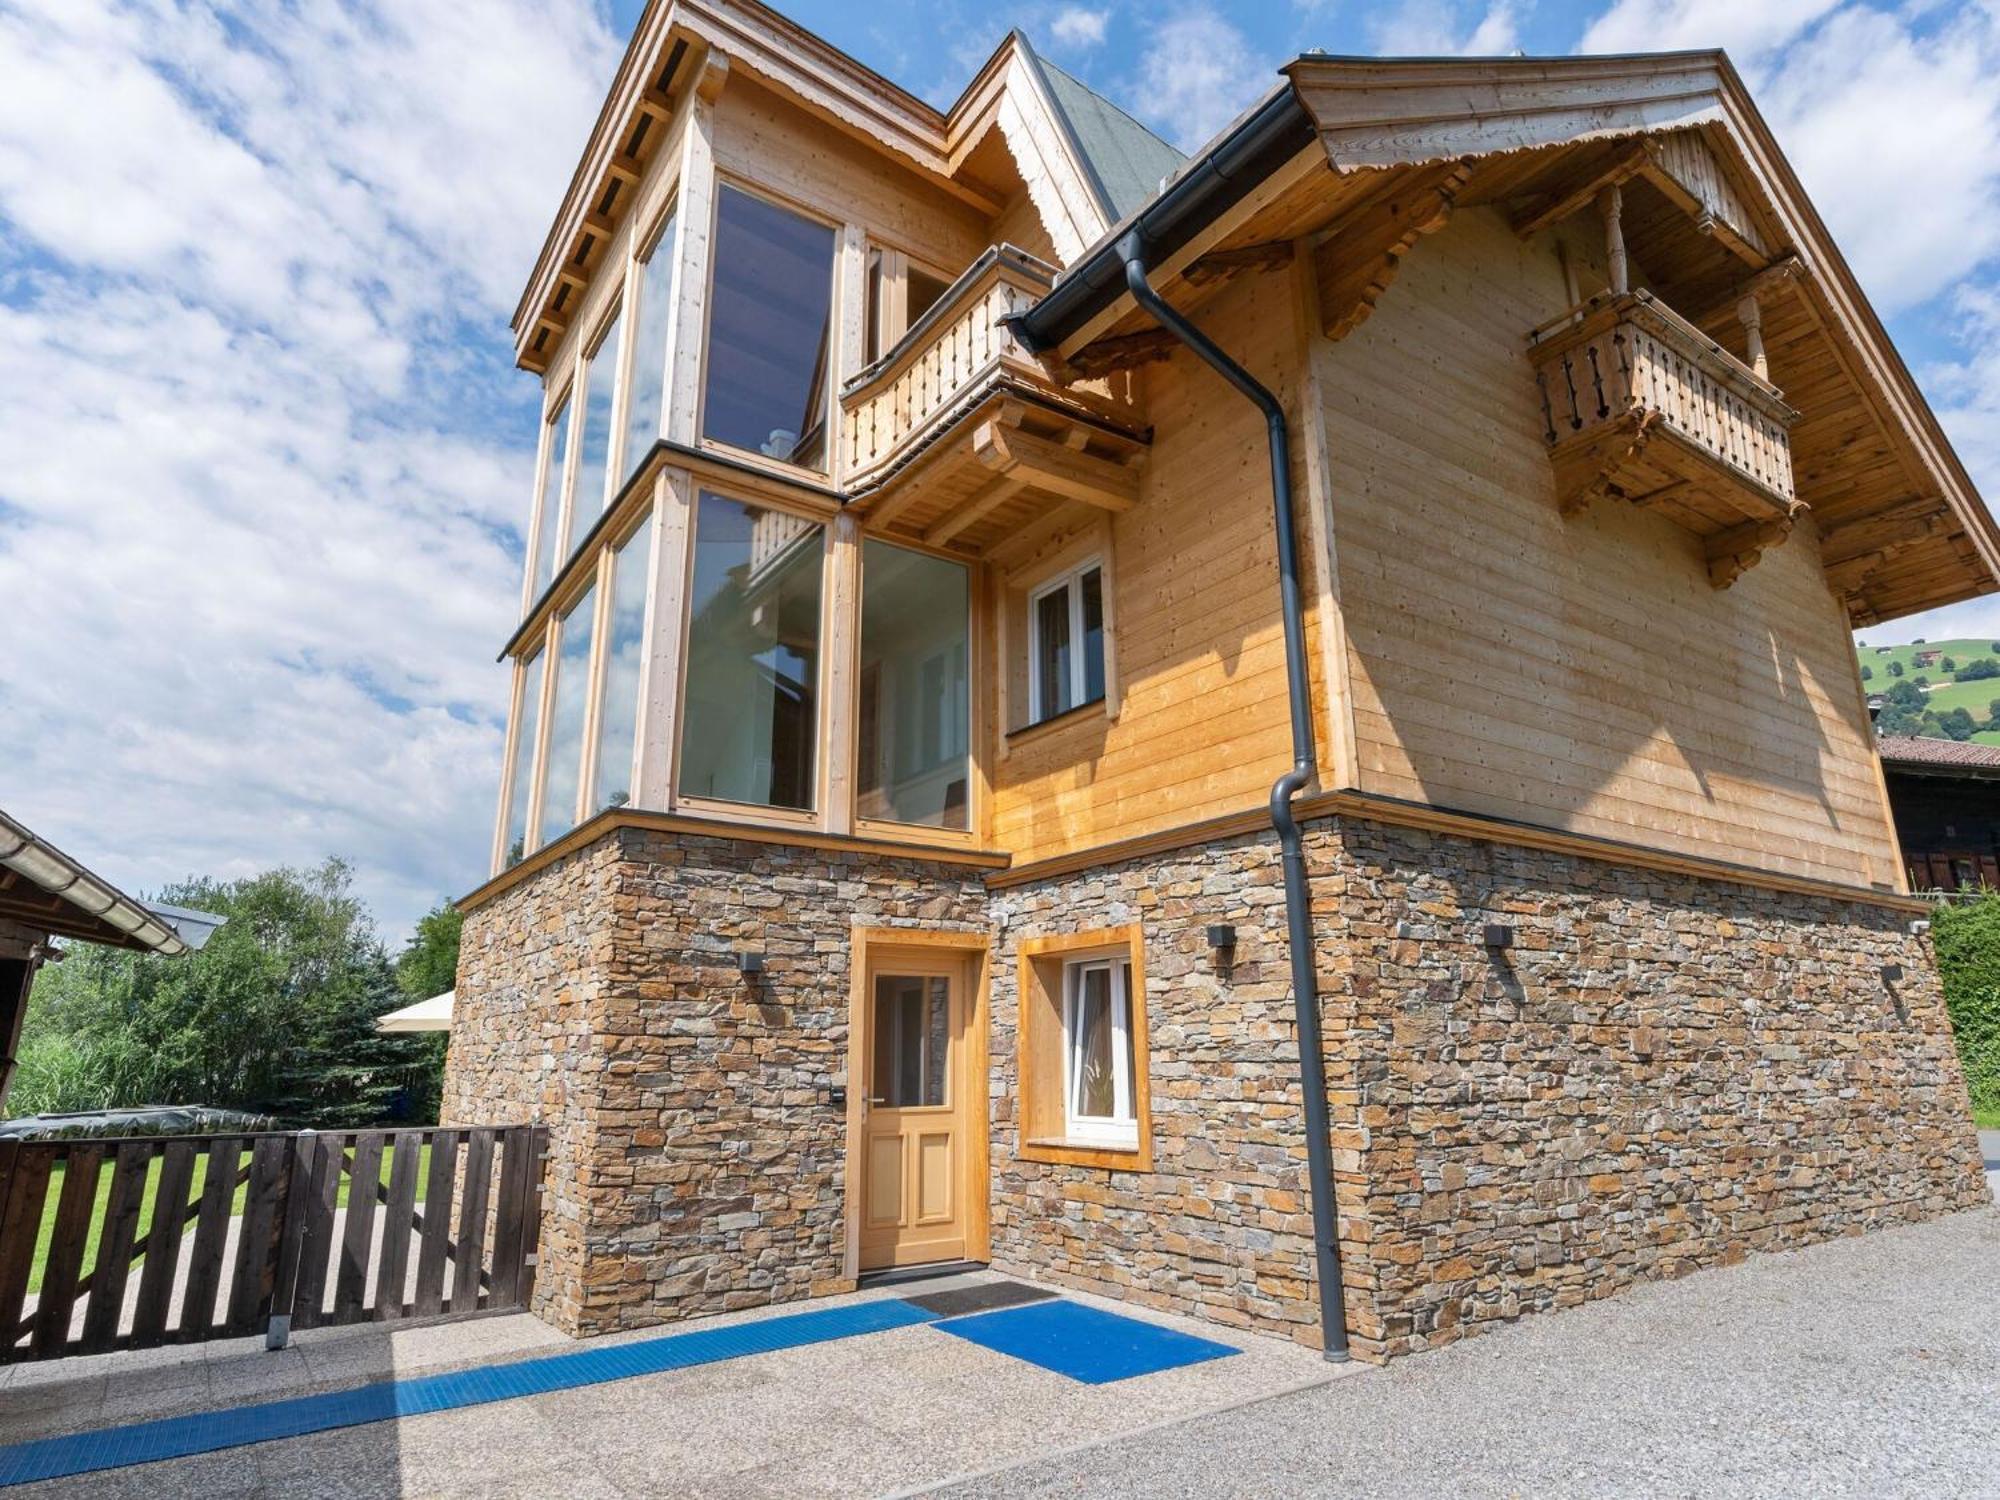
[936,1195,2000,1499]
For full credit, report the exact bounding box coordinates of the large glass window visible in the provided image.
[1063,958,1137,1148]
[568,307,623,556]
[678,491,823,810]
[530,397,570,597]
[622,212,677,487]
[1029,560,1105,721]
[537,589,596,847]
[702,186,835,471]
[858,541,968,830]
[502,650,544,869]
[593,522,651,812]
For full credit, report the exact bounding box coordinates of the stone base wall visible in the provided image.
[446,825,987,1337]
[1311,815,1991,1363]
[985,832,1323,1341]
[448,812,1987,1360]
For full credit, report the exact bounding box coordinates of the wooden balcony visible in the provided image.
[1527,290,1803,587]
[842,246,1148,553]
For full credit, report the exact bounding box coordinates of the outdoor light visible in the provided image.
[1483,923,1514,950]
[1206,924,1237,952]
[1880,963,1904,984]
[737,951,765,975]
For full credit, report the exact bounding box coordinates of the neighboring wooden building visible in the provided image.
[1879,736,2000,891]
[446,2,1995,1364]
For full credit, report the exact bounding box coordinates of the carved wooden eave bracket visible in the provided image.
[1706,504,1805,589]
[971,415,1139,511]
[1313,160,1474,341]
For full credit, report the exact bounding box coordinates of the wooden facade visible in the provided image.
[478,1,1999,914]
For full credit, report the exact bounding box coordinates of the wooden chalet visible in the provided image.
[447,4,1995,1365]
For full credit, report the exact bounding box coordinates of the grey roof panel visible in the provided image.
[1029,51,1187,223]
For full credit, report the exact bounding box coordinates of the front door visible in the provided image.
[859,955,969,1270]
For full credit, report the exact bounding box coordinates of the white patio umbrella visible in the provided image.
[375,990,454,1033]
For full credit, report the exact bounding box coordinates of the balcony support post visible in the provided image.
[1737,292,1768,382]
[1597,184,1628,295]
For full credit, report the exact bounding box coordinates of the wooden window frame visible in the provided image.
[618,198,680,488]
[696,175,842,487]
[521,381,575,618]
[570,297,628,548]
[531,571,603,852]
[670,485,833,828]
[1025,556,1106,727]
[864,242,955,368]
[1014,925,1152,1171]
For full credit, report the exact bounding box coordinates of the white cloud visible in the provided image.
[1050,6,1110,49]
[0,0,621,938]
[1127,8,1276,152]
[1580,0,1841,62]
[1371,1,1521,55]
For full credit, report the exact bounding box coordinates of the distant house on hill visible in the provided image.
[1878,736,2000,891]
[1915,649,1944,668]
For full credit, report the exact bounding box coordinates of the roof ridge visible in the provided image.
[1031,51,1186,166]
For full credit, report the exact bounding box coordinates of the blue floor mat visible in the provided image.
[936,1299,1238,1383]
[0,1298,935,1488]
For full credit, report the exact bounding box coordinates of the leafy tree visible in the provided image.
[1991,641,2000,653]
[1989,698,2000,725]
[1943,655,1959,671]
[1938,707,1978,741]
[1883,680,1926,708]
[10,861,439,1127]
[1860,664,1874,681]
[1957,658,2000,682]
[1889,660,1905,677]
[396,901,462,1002]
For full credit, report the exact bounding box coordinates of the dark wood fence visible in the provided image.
[0,1125,547,1364]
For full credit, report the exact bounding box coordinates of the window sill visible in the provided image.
[1017,1134,1151,1172]
[1005,696,1109,747]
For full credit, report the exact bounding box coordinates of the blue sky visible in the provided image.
[2,0,1998,943]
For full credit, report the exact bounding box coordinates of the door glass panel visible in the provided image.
[907,266,950,331]
[569,307,623,552]
[537,589,595,848]
[871,974,948,1108]
[1080,566,1105,704]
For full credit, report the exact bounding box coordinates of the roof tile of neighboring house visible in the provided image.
[1028,51,1187,223]
[1877,735,2000,771]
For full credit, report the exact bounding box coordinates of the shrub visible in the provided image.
[1890,660,1905,676]
[1943,656,1958,671]
[1861,664,1874,681]
[1957,658,2000,682]
[1934,894,2000,1114]
[1939,707,1977,741]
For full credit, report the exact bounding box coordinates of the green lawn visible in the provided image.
[1974,1105,2000,1131]
[1915,677,2000,718]
[1856,636,2000,682]
[26,1142,431,1296]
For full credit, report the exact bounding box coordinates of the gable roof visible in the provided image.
[1878,736,2000,776]
[1024,47,1185,223]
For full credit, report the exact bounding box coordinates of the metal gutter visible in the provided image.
[1007,83,1317,356]
[1109,228,1350,1363]
[0,810,211,957]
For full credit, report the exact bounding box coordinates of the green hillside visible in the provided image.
[1855,636,2000,744]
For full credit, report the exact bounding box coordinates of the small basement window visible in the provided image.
[1016,926,1150,1169]
[1028,559,1105,723]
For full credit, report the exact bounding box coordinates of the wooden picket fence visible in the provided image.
[0,1125,547,1364]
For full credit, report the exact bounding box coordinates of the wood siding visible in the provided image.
[1320,207,1897,887]
[989,270,1304,860]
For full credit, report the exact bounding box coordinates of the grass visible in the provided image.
[25,1142,431,1296]
[1974,1105,2000,1131]
[1856,636,2000,682]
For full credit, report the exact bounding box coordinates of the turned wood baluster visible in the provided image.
[1738,291,1768,383]
[1597,184,1628,296]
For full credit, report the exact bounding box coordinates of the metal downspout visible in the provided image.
[1116,232,1349,1362]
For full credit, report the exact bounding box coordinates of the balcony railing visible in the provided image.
[1527,290,1799,530]
[840,246,1139,487]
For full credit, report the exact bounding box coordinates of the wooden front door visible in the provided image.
[859,954,970,1270]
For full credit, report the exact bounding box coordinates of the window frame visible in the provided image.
[696,175,842,484]
[531,570,603,852]
[619,199,680,489]
[567,298,628,557]
[864,242,956,369]
[1026,556,1106,726]
[670,485,832,826]
[1060,956,1138,1148]
[523,380,577,616]
[1014,925,1151,1171]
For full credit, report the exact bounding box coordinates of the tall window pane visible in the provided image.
[538,590,596,847]
[1034,586,1071,720]
[702,187,835,471]
[531,398,570,597]
[623,213,677,486]
[568,308,623,555]
[503,651,544,869]
[858,540,968,830]
[679,492,823,809]
[1080,566,1105,703]
[594,521,651,811]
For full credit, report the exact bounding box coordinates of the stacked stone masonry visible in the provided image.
[445,813,1988,1361]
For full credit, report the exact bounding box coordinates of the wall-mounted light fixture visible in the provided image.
[1482,923,1514,951]
[1206,924,1237,954]
[737,950,765,976]
[1880,963,1904,985]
